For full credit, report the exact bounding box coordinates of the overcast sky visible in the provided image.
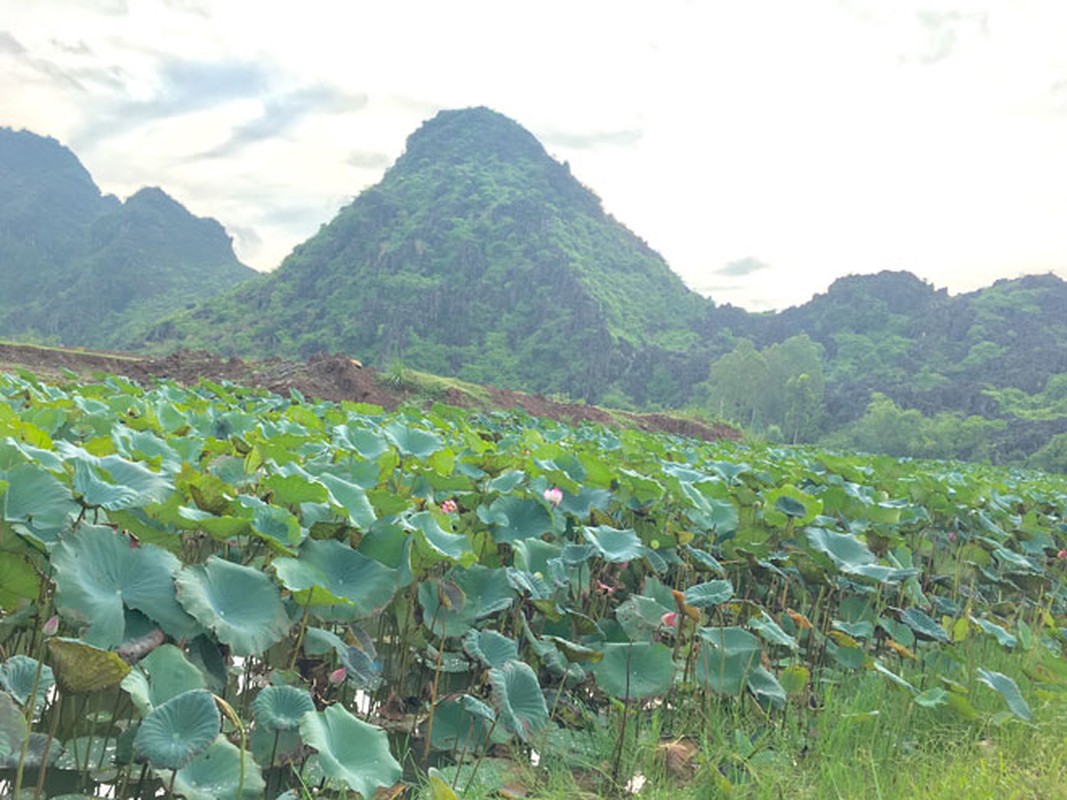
[3,1,1067,311]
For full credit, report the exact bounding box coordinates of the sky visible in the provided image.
[3,1,1067,311]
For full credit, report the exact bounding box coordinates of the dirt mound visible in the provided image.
[0,343,739,442]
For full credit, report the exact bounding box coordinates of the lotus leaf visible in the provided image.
[409,510,473,562]
[134,688,220,769]
[976,668,1032,722]
[695,627,761,695]
[487,495,554,543]
[47,637,131,693]
[252,685,315,731]
[464,629,519,668]
[384,420,443,459]
[176,557,291,656]
[300,704,402,796]
[53,524,196,647]
[171,737,266,800]
[0,654,54,710]
[1,462,77,534]
[0,551,40,611]
[121,644,205,714]
[489,660,549,742]
[273,538,399,613]
[583,525,645,563]
[591,642,673,701]
[683,579,734,608]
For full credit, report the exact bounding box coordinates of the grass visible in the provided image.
[418,636,1067,800]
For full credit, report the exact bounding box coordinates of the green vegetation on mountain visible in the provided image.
[141,107,712,404]
[0,127,254,347]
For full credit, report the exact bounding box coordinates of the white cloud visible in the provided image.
[1,0,1066,309]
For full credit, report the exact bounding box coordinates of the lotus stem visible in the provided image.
[33,689,63,800]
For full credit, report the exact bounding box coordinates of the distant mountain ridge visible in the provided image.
[0,127,254,347]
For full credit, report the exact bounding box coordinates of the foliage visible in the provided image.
[0,128,253,347]
[2,368,1067,797]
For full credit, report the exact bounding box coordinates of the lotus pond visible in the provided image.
[1,370,1067,798]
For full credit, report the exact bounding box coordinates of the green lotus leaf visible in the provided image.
[615,595,672,643]
[683,579,734,608]
[429,698,495,753]
[262,473,329,505]
[779,664,810,696]
[47,638,131,693]
[489,660,549,742]
[58,443,173,510]
[806,527,877,573]
[171,737,265,800]
[0,690,28,763]
[134,688,220,769]
[972,616,1018,649]
[463,629,519,668]
[873,660,916,693]
[898,607,950,643]
[252,686,315,732]
[53,524,198,647]
[746,665,786,709]
[317,472,378,530]
[333,425,389,459]
[487,496,554,543]
[543,636,604,664]
[273,538,399,614]
[0,731,63,769]
[764,485,821,527]
[695,627,761,695]
[1,462,77,534]
[176,557,291,657]
[418,566,514,637]
[383,421,443,459]
[582,525,645,563]
[748,612,799,650]
[235,495,303,554]
[409,511,473,562]
[976,668,1032,722]
[684,546,726,575]
[300,705,402,796]
[0,654,54,711]
[486,470,525,493]
[592,642,673,701]
[913,687,949,709]
[121,644,205,714]
[0,551,40,611]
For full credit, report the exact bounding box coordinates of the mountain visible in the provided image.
[0,127,255,347]
[141,107,713,404]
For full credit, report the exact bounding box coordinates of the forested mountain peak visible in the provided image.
[144,107,709,405]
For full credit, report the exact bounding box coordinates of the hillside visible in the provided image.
[0,127,255,347]
[140,107,712,405]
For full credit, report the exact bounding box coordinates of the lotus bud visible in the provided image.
[42,614,59,637]
[328,667,347,685]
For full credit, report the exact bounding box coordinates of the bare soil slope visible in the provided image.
[0,342,739,442]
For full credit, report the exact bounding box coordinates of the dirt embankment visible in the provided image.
[0,342,739,443]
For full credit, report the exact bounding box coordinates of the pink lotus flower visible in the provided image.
[947,531,956,543]
[597,580,616,595]
[543,487,563,507]
[440,499,458,514]
[328,667,347,685]
[1058,549,1067,560]
[42,615,59,637]
[661,611,678,628]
